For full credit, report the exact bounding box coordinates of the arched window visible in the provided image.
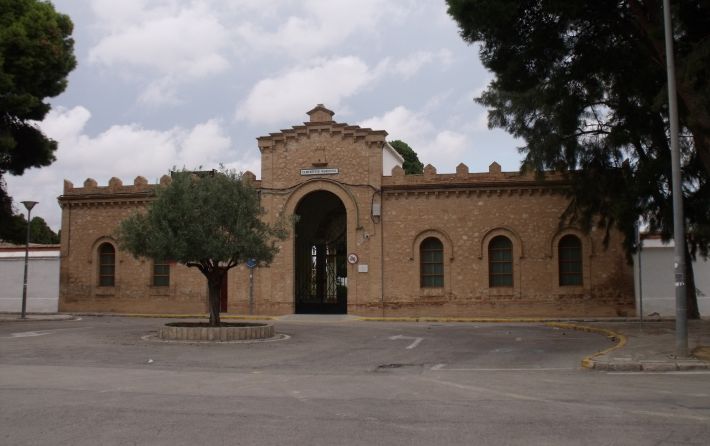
[559,235,583,286]
[153,260,170,287]
[420,237,444,288]
[489,236,513,287]
[98,243,115,287]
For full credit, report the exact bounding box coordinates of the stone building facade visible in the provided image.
[57,105,635,317]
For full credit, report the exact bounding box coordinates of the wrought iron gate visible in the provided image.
[296,215,348,314]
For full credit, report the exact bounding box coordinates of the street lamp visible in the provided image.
[20,200,38,319]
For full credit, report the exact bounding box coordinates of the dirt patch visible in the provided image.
[692,346,710,361]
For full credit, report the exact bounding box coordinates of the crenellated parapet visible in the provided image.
[62,175,170,195]
[58,175,167,208]
[382,161,568,197]
[59,172,264,209]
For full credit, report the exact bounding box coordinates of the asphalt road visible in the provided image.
[1,316,709,445]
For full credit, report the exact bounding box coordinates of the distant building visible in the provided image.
[634,235,710,317]
[57,105,634,317]
[0,243,60,313]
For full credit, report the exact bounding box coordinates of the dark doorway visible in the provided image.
[294,190,347,314]
[220,272,228,312]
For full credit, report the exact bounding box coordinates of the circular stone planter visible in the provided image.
[159,322,274,341]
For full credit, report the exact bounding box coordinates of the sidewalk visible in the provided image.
[580,319,710,371]
[0,313,76,322]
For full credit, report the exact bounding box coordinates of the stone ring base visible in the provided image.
[159,322,274,341]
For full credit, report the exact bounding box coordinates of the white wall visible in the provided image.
[382,142,404,176]
[0,250,60,313]
[634,239,710,317]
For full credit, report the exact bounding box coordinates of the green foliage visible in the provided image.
[0,0,76,241]
[116,169,288,325]
[29,216,59,244]
[0,211,59,244]
[389,140,424,175]
[447,0,710,317]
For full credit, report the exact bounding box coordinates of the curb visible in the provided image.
[0,314,77,322]
[356,317,642,323]
[546,322,710,371]
[590,359,710,372]
[544,322,627,369]
[65,312,275,320]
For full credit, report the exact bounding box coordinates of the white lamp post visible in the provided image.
[20,201,38,319]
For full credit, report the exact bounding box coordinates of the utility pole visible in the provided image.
[662,0,688,357]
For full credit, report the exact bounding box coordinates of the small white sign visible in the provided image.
[300,168,339,176]
[358,264,368,273]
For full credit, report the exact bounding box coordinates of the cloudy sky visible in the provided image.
[7,0,523,230]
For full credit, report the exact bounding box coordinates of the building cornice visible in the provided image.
[257,121,388,151]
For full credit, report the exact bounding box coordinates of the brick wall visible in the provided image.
[57,106,634,317]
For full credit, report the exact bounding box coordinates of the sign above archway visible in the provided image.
[300,168,339,176]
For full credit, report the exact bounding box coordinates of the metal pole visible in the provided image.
[20,201,37,319]
[636,224,644,321]
[662,0,688,357]
[248,269,254,315]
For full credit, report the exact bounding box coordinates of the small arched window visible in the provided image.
[489,236,513,287]
[420,237,444,288]
[559,235,583,286]
[98,243,115,287]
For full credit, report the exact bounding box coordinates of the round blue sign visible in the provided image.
[246,258,257,269]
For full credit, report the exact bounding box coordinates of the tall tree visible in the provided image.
[0,0,76,242]
[390,140,424,174]
[29,216,59,244]
[116,169,288,326]
[447,0,710,317]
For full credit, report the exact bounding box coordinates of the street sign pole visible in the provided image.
[246,258,256,315]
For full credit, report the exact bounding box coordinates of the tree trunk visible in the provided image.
[207,271,223,326]
[684,241,701,319]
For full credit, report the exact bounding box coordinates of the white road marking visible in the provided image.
[389,335,424,349]
[431,363,446,370]
[6,326,91,339]
[10,330,54,338]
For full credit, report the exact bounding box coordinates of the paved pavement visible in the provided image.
[2,312,709,372]
[580,319,710,371]
[2,315,710,445]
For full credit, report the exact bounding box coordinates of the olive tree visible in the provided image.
[116,169,287,326]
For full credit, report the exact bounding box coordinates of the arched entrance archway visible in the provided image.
[294,190,347,314]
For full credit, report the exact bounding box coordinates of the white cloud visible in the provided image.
[5,107,246,230]
[236,57,379,126]
[138,77,181,106]
[360,106,433,140]
[88,2,230,105]
[90,0,155,29]
[390,49,454,79]
[428,130,468,159]
[180,119,231,168]
[235,0,409,58]
[359,106,467,172]
[236,49,454,126]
